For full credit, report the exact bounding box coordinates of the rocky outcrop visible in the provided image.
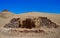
[2,9,9,12]
[38,17,59,28]
[4,18,21,28]
[22,18,36,29]
[4,17,59,29]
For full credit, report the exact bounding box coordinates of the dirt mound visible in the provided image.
[4,16,59,29]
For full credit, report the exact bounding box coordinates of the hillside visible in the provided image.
[0,11,60,38]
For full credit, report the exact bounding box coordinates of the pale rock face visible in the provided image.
[34,18,41,28]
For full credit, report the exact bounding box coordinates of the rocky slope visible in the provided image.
[4,16,59,29]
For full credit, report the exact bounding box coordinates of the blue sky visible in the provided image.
[0,0,60,14]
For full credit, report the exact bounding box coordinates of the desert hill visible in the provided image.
[0,11,60,38]
[0,11,60,26]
